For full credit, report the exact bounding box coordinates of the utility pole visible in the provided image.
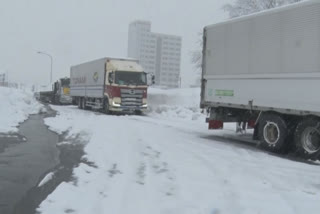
[37,51,53,84]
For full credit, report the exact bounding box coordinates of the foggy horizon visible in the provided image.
[0,0,228,86]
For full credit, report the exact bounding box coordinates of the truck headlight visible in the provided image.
[112,101,121,107]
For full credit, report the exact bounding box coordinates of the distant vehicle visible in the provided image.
[70,57,154,114]
[201,0,320,160]
[39,77,72,105]
[34,92,40,100]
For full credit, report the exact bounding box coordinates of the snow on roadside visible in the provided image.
[44,106,93,143]
[147,87,238,132]
[38,105,320,214]
[38,88,320,214]
[147,87,205,121]
[0,87,43,133]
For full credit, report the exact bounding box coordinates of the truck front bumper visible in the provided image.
[60,96,72,104]
[110,103,148,112]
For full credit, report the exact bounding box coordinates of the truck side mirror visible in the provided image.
[108,72,113,84]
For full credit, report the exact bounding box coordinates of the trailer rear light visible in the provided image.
[208,120,223,130]
[247,120,256,129]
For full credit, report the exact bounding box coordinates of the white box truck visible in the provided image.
[201,0,320,159]
[70,57,152,114]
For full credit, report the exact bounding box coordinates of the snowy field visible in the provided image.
[38,88,320,214]
[0,87,43,133]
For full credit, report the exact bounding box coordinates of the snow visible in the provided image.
[148,87,205,121]
[211,0,309,28]
[38,172,55,187]
[38,87,320,214]
[57,141,72,146]
[0,87,43,133]
[109,59,144,72]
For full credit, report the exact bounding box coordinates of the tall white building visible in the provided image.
[128,20,182,88]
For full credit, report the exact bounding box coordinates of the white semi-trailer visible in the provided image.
[201,0,320,159]
[70,57,151,114]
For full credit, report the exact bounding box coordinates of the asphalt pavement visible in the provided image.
[0,111,59,214]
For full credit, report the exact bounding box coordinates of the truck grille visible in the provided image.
[120,89,143,107]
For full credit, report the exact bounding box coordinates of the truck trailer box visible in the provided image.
[201,0,320,116]
[71,58,110,98]
[201,0,320,159]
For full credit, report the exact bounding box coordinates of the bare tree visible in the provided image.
[190,32,203,72]
[223,0,302,18]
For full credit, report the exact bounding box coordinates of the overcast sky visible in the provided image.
[0,0,229,87]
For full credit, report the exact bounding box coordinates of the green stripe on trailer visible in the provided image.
[215,90,234,97]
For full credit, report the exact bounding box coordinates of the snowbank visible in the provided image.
[147,87,205,121]
[38,105,320,214]
[0,87,43,133]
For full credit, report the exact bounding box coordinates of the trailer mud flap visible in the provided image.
[208,120,223,130]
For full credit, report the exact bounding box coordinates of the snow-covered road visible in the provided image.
[38,104,320,214]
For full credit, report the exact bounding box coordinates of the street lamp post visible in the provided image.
[37,51,53,83]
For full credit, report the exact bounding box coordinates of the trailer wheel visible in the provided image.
[78,98,82,109]
[294,118,320,160]
[258,113,288,153]
[72,98,77,106]
[82,98,88,110]
[54,96,60,105]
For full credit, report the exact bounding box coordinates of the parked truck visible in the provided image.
[201,0,320,160]
[70,57,152,114]
[39,77,72,105]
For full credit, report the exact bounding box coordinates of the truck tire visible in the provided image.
[104,99,111,114]
[54,96,61,105]
[82,98,88,110]
[258,113,288,153]
[72,98,77,106]
[78,97,83,109]
[294,118,320,160]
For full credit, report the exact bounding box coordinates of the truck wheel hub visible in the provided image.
[263,122,280,145]
[301,127,320,154]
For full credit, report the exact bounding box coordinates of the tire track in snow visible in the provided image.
[37,106,320,214]
[129,116,314,213]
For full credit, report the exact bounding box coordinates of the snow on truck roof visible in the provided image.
[205,0,320,30]
[74,57,138,65]
[71,57,144,72]
[108,59,144,72]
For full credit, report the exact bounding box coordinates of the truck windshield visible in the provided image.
[60,78,70,87]
[115,71,147,86]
